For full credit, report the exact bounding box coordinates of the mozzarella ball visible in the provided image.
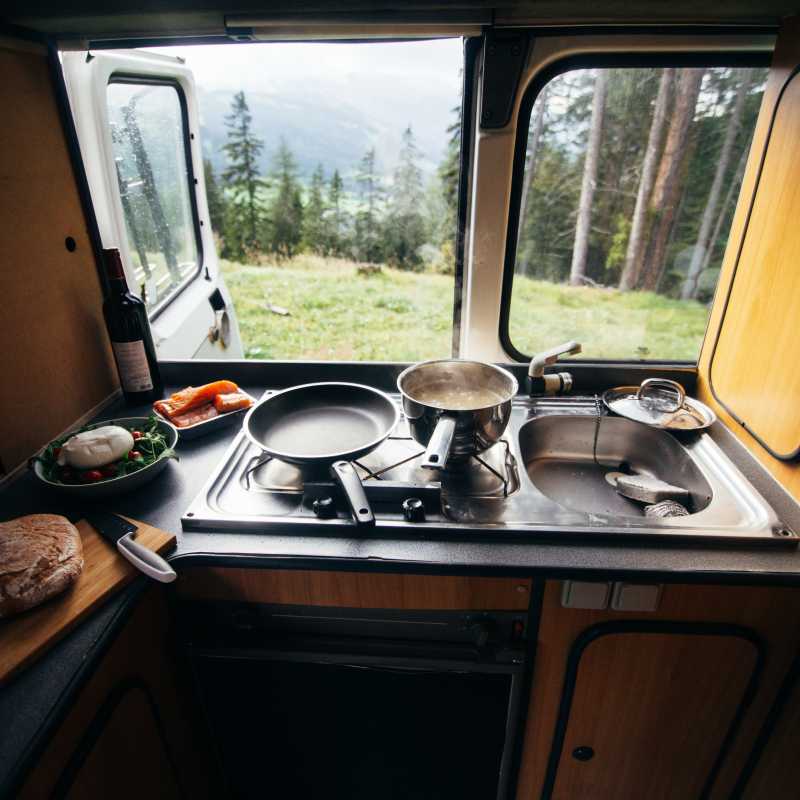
[57,425,135,469]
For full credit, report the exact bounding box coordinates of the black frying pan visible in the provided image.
[243,382,399,527]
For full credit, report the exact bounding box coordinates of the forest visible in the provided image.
[112,62,766,360]
[206,65,764,310]
[514,65,765,304]
[203,90,459,273]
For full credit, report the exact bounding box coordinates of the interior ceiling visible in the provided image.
[2,1,798,41]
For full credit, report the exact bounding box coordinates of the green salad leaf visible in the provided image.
[37,415,178,484]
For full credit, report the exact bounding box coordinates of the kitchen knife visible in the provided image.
[85,511,176,583]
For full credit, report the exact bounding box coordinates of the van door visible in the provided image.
[61,49,243,359]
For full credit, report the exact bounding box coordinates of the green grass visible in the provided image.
[221,256,709,361]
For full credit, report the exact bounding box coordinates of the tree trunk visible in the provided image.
[569,71,608,287]
[517,85,549,276]
[681,69,752,300]
[618,69,673,290]
[638,68,705,291]
[699,143,749,275]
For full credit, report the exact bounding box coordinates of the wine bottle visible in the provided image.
[102,248,163,404]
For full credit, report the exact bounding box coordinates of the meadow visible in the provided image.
[221,256,709,362]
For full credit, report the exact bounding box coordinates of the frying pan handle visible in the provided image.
[422,415,457,470]
[330,461,375,528]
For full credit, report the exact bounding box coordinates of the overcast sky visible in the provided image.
[150,38,463,97]
[148,39,464,175]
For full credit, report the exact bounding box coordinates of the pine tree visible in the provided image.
[222,91,265,260]
[203,158,226,237]
[302,163,328,254]
[639,68,705,291]
[682,69,752,299]
[326,169,347,257]
[266,138,303,258]
[517,84,549,277]
[618,69,673,290]
[354,148,382,262]
[385,125,426,269]
[438,103,461,235]
[569,70,608,286]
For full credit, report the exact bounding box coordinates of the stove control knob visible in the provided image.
[312,496,336,518]
[402,497,425,522]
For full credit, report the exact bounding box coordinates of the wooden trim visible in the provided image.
[697,16,800,497]
[176,567,532,610]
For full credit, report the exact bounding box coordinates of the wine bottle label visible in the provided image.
[112,340,154,392]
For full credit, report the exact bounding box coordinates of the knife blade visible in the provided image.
[85,511,176,584]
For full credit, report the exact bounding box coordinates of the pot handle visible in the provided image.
[422,416,457,470]
[330,460,375,528]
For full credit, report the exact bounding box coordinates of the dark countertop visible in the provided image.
[2,360,800,796]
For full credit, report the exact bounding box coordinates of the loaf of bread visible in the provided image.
[0,514,84,618]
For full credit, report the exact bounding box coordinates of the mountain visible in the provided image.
[197,84,455,188]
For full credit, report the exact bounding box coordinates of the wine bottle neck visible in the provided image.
[108,276,130,294]
[103,248,130,294]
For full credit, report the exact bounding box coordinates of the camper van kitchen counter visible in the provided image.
[4,360,800,583]
[4,361,800,800]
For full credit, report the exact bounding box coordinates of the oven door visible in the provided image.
[184,605,526,800]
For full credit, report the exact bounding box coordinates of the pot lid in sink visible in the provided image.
[603,378,716,431]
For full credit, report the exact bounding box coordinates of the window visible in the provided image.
[505,62,767,361]
[107,81,200,312]
[148,39,464,361]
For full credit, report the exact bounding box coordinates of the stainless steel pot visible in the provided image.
[397,359,518,470]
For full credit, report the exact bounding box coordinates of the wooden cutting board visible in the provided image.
[0,517,176,685]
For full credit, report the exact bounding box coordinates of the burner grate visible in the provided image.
[241,434,517,503]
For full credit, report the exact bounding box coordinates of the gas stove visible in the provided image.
[183,411,521,531]
[182,396,793,544]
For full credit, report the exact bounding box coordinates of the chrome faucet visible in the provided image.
[528,340,582,396]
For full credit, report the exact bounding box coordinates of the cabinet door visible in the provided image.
[62,683,182,800]
[545,625,759,800]
[738,656,800,799]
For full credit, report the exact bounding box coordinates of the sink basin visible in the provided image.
[520,415,713,518]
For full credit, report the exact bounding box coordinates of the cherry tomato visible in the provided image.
[82,470,104,482]
[101,464,118,478]
[53,446,62,459]
[128,450,143,460]
[131,430,143,440]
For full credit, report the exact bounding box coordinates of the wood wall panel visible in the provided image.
[698,17,800,499]
[0,38,117,476]
[177,566,532,610]
[515,581,800,800]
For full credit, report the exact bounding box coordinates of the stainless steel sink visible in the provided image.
[514,403,789,541]
[520,415,712,518]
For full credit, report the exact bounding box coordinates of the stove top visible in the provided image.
[182,396,792,545]
[183,413,521,530]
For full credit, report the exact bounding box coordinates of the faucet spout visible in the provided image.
[528,340,582,378]
[528,340,582,397]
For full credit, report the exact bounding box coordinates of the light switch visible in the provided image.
[561,581,612,609]
[611,582,662,612]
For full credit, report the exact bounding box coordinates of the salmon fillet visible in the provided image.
[213,392,253,414]
[171,403,219,428]
[154,380,239,420]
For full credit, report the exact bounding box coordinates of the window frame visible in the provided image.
[107,74,205,320]
[498,49,772,365]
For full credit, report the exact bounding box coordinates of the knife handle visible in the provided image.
[117,533,177,583]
